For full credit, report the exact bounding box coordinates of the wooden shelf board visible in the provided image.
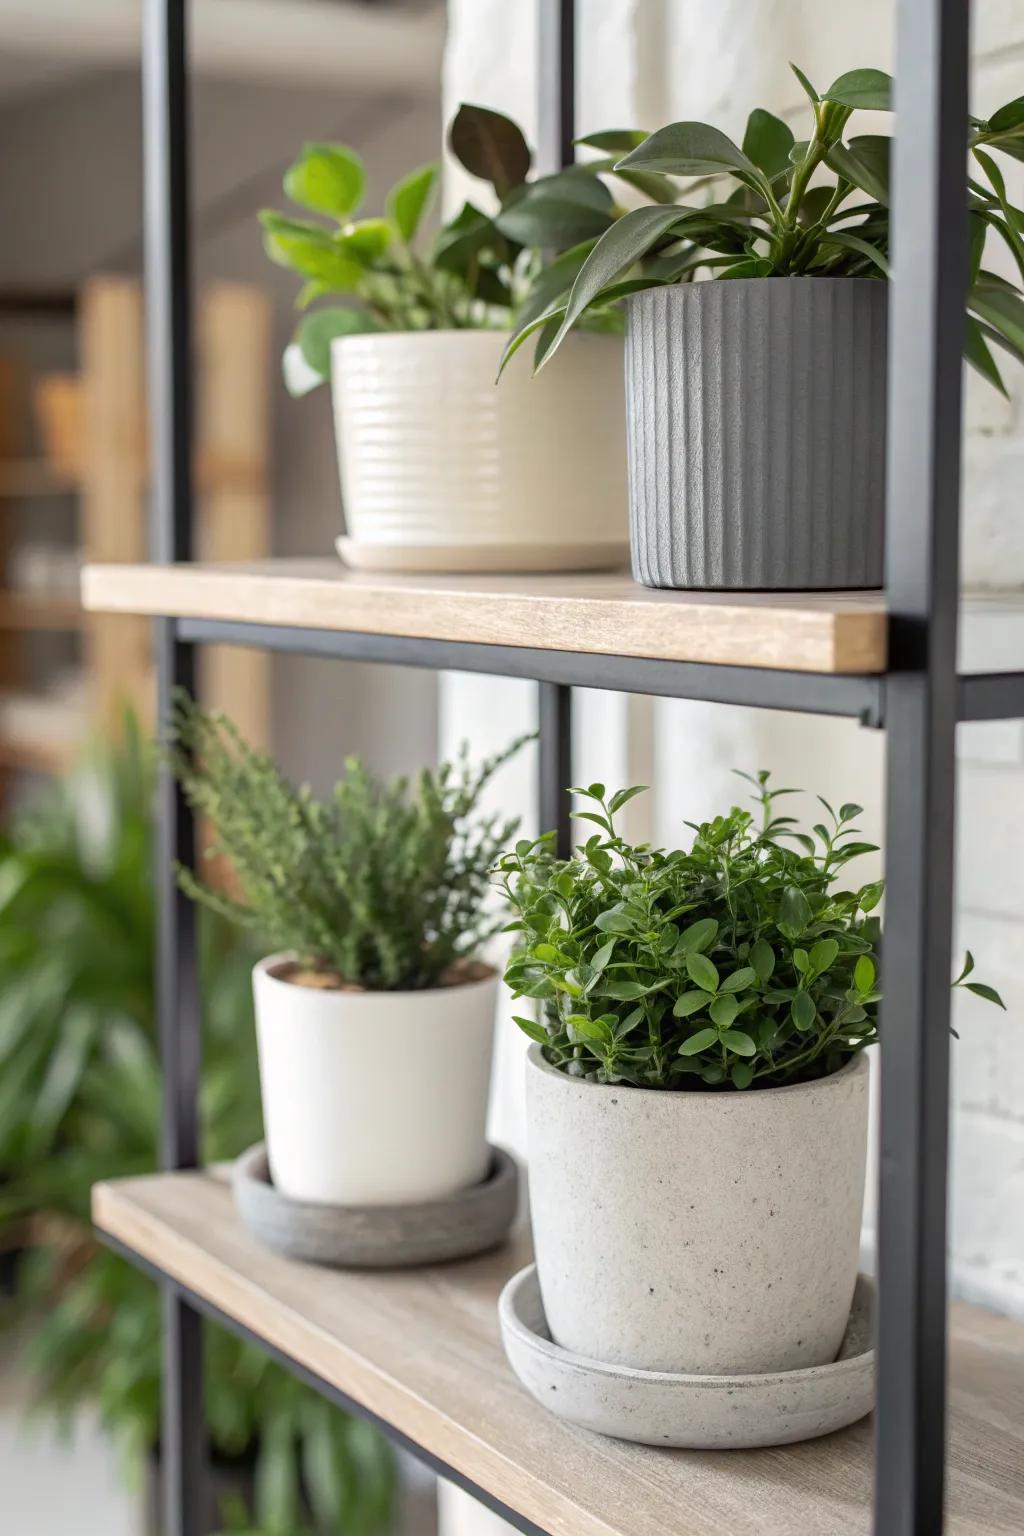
[80,559,888,675]
[0,459,77,498]
[0,591,82,630]
[0,731,75,774]
[93,1169,1024,1536]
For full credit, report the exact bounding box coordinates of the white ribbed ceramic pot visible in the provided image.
[525,1045,869,1374]
[330,330,628,572]
[252,955,497,1206]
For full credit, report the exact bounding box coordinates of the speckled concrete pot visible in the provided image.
[624,278,887,591]
[525,1045,869,1375]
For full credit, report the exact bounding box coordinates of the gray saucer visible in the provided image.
[233,1142,518,1269]
[499,1264,874,1449]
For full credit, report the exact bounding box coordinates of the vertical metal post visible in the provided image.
[874,1,970,1532]
[538,683,573,857]
[535,0,575,853]
[537,0,575,174]
[143,2,204,1533]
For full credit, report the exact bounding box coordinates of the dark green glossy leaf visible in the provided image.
[824,69,892,112]
[617,121,760,182]
[790,63,819,104]
[448,103,531,196]
[964,981,1006,1009]
[965,316,1008,397]
[742,109,795,180]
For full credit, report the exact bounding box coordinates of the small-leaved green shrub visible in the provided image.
[502,65,1024,392]
[497,774,1003,1090]
[262,103,629,393]
[169,693,525,989]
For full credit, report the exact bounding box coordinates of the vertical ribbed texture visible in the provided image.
[624,280,888,591]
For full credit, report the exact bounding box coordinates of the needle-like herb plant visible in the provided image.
[501,65,1024,391]
[497,773,1003,1091]
[169,693,526,990]
[262,103,627,393]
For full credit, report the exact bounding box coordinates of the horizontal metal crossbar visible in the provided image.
[176,616,886,722]
[97,1227,552,1536]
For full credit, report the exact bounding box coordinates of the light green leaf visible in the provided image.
[284,143,365,218]
[673,990,710,1019]
[791,991,817,1032]
[709,993,740,1029]
[576,129,648,153]
[720,1028,757,1057]
[686,952,719,993]
[513,1015,549,1045]
[678,1027,718,1056]
[294,306,383,383]
[750,940,776,980]
[720,966,757,994]
[677,916,719,954]
[854,955,876,995]
[387,162,439,243]
[809,938,840,975]
[259,212,364,288]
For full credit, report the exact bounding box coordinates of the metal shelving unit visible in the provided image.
[86,1,1024,1533]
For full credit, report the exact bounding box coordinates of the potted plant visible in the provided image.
[0,727,395,1536]
[503,67,1024,591]
[169,694,525,1207]
[497,774,1003,1376]
[262,105,631,573]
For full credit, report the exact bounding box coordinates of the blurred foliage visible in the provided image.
[0,718,395,1534]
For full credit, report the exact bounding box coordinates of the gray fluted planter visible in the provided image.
[624,278,887,591]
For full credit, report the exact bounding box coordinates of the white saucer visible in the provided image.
[498,1263,874,1450]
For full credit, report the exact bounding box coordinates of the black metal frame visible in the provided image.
[125,1,1023,1532]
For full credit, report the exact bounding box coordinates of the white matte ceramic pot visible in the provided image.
[525,1044,869,1375]
[252,955,498,1206]
[330,330,628,572]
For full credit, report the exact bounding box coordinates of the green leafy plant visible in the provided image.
[169,692,526,989]
[497,773,1004,1092]
[501,66,1024,391]
[0,725,394,1536]
[263,103,627,393]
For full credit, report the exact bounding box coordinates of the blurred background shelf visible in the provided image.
[0,275,271,811]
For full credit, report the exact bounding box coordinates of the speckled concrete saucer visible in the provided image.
[499,1264,874,1449]
[233,1142,518,1269]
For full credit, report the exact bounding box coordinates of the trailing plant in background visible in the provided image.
[501,65,1024,390]
[0,726,394,1536]
[169,692,526,988]
[498,773,1004,1091]
[263,103,630,393]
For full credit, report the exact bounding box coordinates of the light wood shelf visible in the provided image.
[0,590,82,630]
[80,559,888,675]
[93,1168,1024,1536]
[0,458,76,498]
